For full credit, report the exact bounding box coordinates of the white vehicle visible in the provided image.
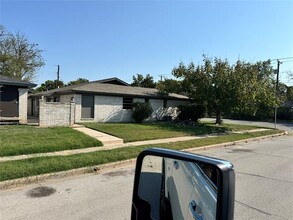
[131,148,235,220]
[163,159,217,220]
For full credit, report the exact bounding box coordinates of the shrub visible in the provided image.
[132,102,153,123]
[177,105,206,122]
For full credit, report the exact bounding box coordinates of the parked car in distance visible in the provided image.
[131,148,235,220]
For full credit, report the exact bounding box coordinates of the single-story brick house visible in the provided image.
[29,77,190,126]
[0,74,36,124]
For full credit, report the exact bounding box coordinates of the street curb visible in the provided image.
[182,131,288,153]
[0,131,287,190]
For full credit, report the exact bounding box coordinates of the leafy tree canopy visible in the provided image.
[166,55,281,124]
[131,74,156,88]
[67,78,89,86]
[35,80,65,92]
[35,77,89,92]
[156,78,184,95]
[0,25,44,82]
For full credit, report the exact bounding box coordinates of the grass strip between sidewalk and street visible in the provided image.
[0,126,103,157]
[0,129,282,182]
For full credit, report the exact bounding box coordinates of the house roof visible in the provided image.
[0,75,37,88]
[30,78,189,100]
[92,77,130,86]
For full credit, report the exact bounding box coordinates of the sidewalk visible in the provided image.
[0,127,270,163]
[72,125,124,146]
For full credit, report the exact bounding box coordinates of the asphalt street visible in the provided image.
[0,135,292,220]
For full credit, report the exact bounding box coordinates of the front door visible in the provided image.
[0,85,19,117]
[81,95,94,119]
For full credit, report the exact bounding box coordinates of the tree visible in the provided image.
[286,86,293,101]
[171,55,279,124]
[67,78,89,86]
[35,77,89,92]
[156,78,185,95]
[35,80,65,92]
[131,74,156,88]
[0,25,44,82]
[172,57,235,124]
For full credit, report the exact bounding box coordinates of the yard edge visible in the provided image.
[0,131,288,190]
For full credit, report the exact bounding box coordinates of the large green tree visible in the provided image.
[170,56,279,124]
[131,74,156,88]
[172,57,236,124]
[0,25,44,82]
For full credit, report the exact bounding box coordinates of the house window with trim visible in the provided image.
[123,97,133,109]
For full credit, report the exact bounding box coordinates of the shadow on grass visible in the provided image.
[144,122,229,135]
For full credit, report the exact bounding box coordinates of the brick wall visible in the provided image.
[74,94,190,123]
[39,100,75,127]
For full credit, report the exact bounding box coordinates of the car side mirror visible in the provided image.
[131,148,235,220]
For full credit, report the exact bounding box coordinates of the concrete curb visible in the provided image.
[0,131,287,190]
[183,131,288,153]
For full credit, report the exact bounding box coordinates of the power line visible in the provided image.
[280,60,293,63]
[270,57,293,62]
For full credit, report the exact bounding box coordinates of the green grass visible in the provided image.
[0,129,282,182]
[81,122,264,142]
[0,126,102,157]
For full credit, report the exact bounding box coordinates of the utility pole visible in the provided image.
[274,60,281,129]
[56,65,60,89]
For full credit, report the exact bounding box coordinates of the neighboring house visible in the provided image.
[29,77,190,127]
[0,74,36,124]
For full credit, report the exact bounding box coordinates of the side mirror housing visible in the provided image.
[131,148,235,220]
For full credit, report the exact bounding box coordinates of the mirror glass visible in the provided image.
[138,155,218,220]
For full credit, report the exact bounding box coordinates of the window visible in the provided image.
[123,97,133,109]
[53,97,60,102]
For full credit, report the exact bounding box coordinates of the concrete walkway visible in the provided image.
[0,128,270,163]
[72,125,124,146]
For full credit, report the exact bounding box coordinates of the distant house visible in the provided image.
[29,77,190,127]
[0,74,36,124]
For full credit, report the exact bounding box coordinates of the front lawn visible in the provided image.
[0,129,282,182]
[81,122,264,142]
[0,126,102,157]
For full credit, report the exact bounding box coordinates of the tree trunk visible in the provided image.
[215,110,222,125]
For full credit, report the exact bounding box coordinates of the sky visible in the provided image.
[1,0,293,86]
